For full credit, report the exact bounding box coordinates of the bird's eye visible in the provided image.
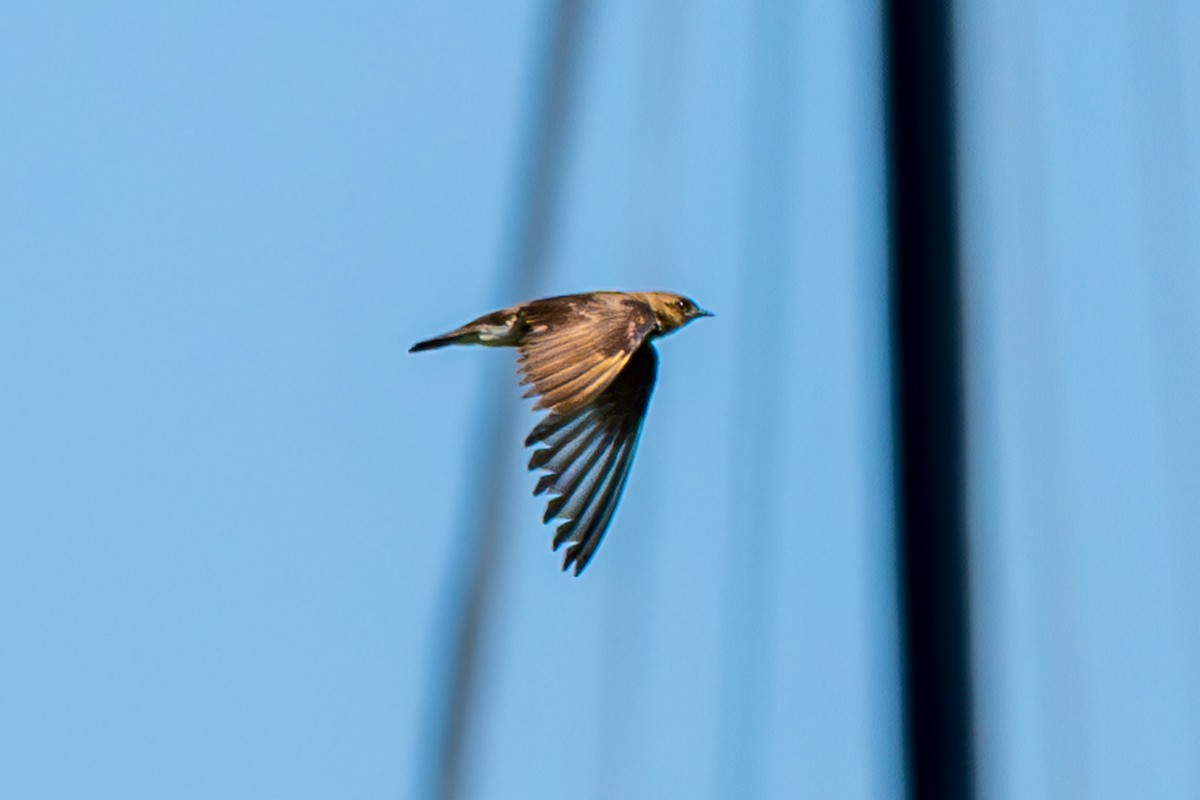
[676,300,687,311]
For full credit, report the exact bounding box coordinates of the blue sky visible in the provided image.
[2,1,1197,798]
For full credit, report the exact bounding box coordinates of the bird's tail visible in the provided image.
[409,331,471,352]
[409,308,523,353]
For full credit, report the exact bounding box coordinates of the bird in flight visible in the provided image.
[410,291,712,575]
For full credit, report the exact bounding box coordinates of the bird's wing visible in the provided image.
[516,294,657,417]
[525,344,658,575]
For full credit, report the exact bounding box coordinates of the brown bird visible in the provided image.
[410,291,712,575]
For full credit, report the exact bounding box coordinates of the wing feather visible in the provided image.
[516,294,657,416]
[525,344,658,575]
[563,440,637,571]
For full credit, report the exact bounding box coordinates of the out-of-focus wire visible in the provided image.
[716,1,796,797]
[415,3,592,799]
[883,0,976,796]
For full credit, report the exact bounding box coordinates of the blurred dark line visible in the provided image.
[1124,0,1200,770]
[882,0,976,798]
[594,3,686,797]
[716,1,794,797]
[1001,7,1094,795]
[415,3,591,799]
[511,0,591,288]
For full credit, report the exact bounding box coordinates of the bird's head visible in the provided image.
[637,292,714,336]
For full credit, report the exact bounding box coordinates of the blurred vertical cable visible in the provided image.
[595,4,684,797]
[1126,0,1200,767]
[997,9,1092,795]
[882,0,976,798]
[415,2,591,799]
[717,1,795,797]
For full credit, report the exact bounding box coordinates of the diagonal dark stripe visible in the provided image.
[415,3,592,799]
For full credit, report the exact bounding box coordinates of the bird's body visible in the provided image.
[410,291,711,574]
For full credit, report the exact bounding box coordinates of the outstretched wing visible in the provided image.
[525,344,658,575]
[517,294,657,417]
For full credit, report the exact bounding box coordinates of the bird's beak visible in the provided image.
[695,308,715,318]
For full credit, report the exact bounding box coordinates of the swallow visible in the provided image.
[410,291,712,575]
